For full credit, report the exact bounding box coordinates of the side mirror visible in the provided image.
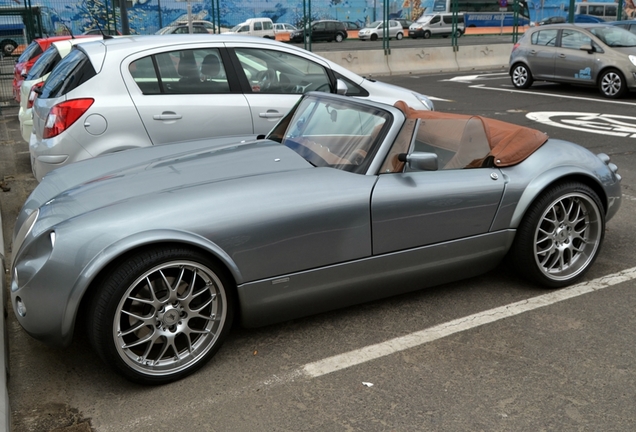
[336,78,348,95]
[580,44,594,54]
[398,152,438,171]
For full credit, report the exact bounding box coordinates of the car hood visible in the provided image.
[20,139,312,231]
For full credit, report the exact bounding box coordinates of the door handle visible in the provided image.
[558,53,566,58]
[153,113,182,121]
[259,111,283,119]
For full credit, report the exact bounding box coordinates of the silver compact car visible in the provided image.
[509,23,636,98]
[12,92,621,385]
[29,35,433,182]
[357,20,404,40]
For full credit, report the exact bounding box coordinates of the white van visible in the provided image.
[409,13,465,39]
[573,2,618,21]
[226,18,275,38]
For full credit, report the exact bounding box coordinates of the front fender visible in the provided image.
[62,229,243,342]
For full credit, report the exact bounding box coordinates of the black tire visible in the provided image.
[509,182,605,288]
[335,33,344,42]
[87,246,235,384]
[598,69,626,99]
[455,30,462,38]
[1,40,17,56]
[396,32,403,40]
[423,30,431,39]
[370,33,378,41]
[511,63,534,89]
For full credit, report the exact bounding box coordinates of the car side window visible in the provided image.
[431,16,441,24]
[532,29,558,47]
[264,21,273,30]
[560,30,592,49]
[129,48,230,95]
[234,48,331,94]
[254,22,262,31]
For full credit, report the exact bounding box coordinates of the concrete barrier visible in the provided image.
[315,43,512,76]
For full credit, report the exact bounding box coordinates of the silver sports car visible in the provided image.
[11,93,622,385]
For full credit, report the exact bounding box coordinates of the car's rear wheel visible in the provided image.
[88,246,234,384]
[423,30,431,39]
[598,69,626,98]
[509,182,604,288]
[1,40,17,56]
[396,32,403,40]
[511,63,533,89]
[335,33,344,42]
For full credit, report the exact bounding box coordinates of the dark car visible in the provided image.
[290,20,348,42]
[608,19,636,35]
[395,18,413,29]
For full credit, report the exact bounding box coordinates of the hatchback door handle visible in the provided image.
[153,113,182,121]
[558,53,566,58]
[259,110,283,119]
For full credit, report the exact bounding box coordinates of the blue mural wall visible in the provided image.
[1,0,631,36]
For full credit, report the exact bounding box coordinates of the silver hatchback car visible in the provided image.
[30,35,434,181]
[509,24,636,98]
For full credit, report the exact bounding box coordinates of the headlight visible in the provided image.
[413,92,435,111]
[12,208,39,266]
[629,55,636,67]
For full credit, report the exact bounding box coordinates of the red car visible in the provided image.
[12,35,79,102]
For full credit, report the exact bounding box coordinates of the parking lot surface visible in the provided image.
[1,69,636,431]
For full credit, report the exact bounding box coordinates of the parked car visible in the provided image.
[510,23,636,98]
[273,23,297,34]
[289,20,348,42]
[155,24,211,35]
[29,35,433,181]
[18,36,102,143]
[358,20,404,40]
[12,35,76,102]
[342,21,361,30]
[409,13,465,39]
[225,18,275,39]
[608,19,636,34]
[395,18,413,29]
[11,91,622,384]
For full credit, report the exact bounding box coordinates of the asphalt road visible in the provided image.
[1,70,636,431]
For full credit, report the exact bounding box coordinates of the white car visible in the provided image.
[29,35,433,181]
[358,20,404,41]
[18,36,102,143]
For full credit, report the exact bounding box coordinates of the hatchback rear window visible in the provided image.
[17,41,43,63]
[26,46,61,80]
[39,48,96,99]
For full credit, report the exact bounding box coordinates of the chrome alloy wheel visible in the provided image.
[113,260,227,376]
[600,71,623,97]
[512,66,529,88]
[533,192,602,281]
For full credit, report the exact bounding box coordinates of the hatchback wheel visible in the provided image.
[511,63,533,89]
[88,246,234,384]
[598,69,626,98]
[396,32,403,40]
[509,182,604,288]
[335,33,344,42]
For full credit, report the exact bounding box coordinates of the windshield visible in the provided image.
[589,26,636,47]
[369,21,383,28]
[416,15,434,24]
[269,95,391,173]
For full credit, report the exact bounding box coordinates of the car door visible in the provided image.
[429,15,443,36]
[123,46,254,145]
[553,28,598,84]
[371,118,505,255]
[229,45,334,135]
[525,28,559,79]
[311,21,327,41]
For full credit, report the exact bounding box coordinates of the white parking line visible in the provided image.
[469,84,636,107]
[295,266,636,379]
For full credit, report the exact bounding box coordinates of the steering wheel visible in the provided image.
[256,69,277,91]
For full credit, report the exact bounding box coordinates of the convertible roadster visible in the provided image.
[11,93,621,384]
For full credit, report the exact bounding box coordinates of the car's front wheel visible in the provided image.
[598,69,626,98]
[423,30,431,39]
[511,63,533,89]
[509,182,605,288]
[88,246,234,384]
[370,33,378,41]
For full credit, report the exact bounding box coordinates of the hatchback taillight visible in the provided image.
[26,82,44,109]
[43,98,94,139]
[511,42,520,52]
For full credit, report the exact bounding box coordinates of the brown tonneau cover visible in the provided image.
[394,101,549,167]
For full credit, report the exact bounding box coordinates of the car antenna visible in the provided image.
[84,6,115,39]
[62,24,75,39]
